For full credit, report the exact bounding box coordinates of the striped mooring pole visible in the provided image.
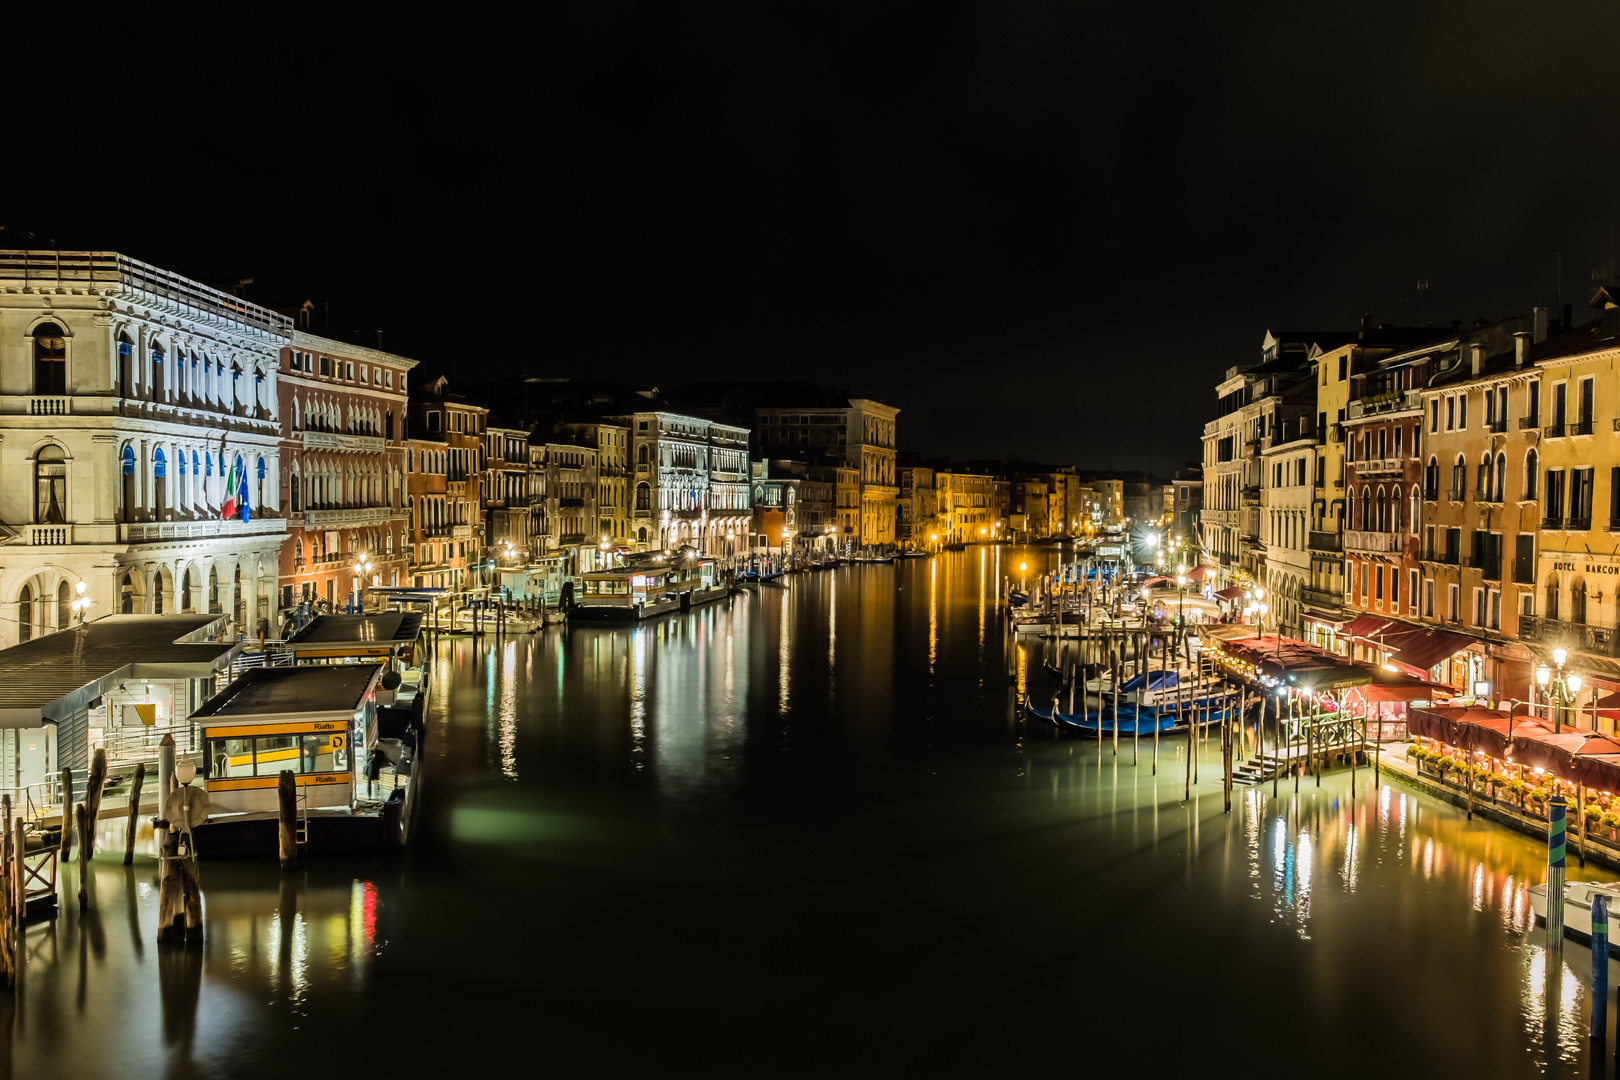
[1591,892,1608,1042]
[1548,794,1567,963]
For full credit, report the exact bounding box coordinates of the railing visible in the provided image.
[1546,424,1566,438]
[1308,530,1342,552]
[1354,458,1402,474]
[303,505,394,526]
[1448,486,1465,501]
[1345,529,1401,552]
[100,723,199,761]
[302,431,386,453]
[28,525,70,545]
[29,396,69,416]
[1302,585,1341,607]
[1521,415,1540,430]
[1571,419,1595,436]
[1424,486,1439,501]
[1519,615,1620,656]
[1541,517,1564,530]
[0,250,292,340]
[1567,516,1592,530]
[1486,418,1508,433]
[1424,548,1459,565]
[122,518,287,542]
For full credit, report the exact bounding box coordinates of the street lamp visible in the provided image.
[1019,560,1027,592]
[1176,570,1187,628]
[70,579,91,626]
[1537,647,1584,733]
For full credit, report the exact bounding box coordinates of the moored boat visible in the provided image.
[1530,880,1620,948]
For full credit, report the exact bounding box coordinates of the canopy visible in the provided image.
[1342,614,1396,640]
[1360,669,1449,703]
[1386,628,1473,675]
[1212,586,1246,604]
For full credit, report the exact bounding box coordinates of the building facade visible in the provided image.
[936,471,995,542]
[0,248,289,646]
[407,377,486,590]
[619,410,751,556]
[278,327,412,621]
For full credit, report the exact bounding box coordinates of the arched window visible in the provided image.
[291,462,302,512]
[153,448,167,517]
[1572,576,1588,625]
[638,527,648,544]
[1525,449,1538,500]
[56,581,69,630]
[121,444,136,523]
[116,332,133,396]
[1452,454,1465,499]
[257,456,267,515]
[33,322,66,395]
[35,445,66,524]
[636,482,651,511]
[1410,486,1420,534]
[151,343,165,402]
[1425,456,1439,498]
[1546,571,1561,622]
[637,444,649,465]
[209,566,221,614]
[120,570,136,614]
[1389,486,1402,532]
[180,567,194,613]
[1360,488,1371,530]
[1495,453,1506,502]
[18,584,33,643]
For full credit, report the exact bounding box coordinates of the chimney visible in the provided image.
[1564,302,1574,333]
[1360,313,1372,339]
[1470,342,1485,376]
[1514,331,1531,368]
[1534,306,1549,343]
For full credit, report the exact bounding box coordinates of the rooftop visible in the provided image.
[192,665,383,720]
[284,612,423,649]
[0,615,237,727]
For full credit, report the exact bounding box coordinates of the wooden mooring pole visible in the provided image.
[59,766,73,860]
[278,770,298,872]
[124,763,146,866]
[78,748,108,911]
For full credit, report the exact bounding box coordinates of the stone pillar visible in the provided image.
[140,439,151,521]
[247,558,261,640]
[188,566,205,616]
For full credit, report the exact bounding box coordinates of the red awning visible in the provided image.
[1359,670,1450,702]
[1212,586,1245,603]
[1388,628,1474,674]
[1341,614,1396,640]
[1184,565,1210,582]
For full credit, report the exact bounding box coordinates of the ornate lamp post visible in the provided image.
[1537,647,1583,734]
[70,579,91,626]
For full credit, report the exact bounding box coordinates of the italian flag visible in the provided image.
[220,456,248,521]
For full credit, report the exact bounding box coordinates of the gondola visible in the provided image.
[1043,660,1066,681]
[1023,697,1061,728]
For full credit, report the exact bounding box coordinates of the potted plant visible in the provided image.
[1508,778,1527,811]
[1601,811,1620,842]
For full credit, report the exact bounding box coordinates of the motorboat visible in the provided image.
[1530,880,1620,947]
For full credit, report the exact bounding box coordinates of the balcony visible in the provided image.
[1520,415,1541,430]
[1302,585,1342,609]
[1423,486,1440,501]
[1353,458,1402,476]
[1344,529,1401,553]
[1546,424,1566,439]
[1567,516,1592,531]
[1308,530,1342,553]
[1519,615,1620,657]
[1348,388,1424,418]
[1570,419,1595,436]
[1328,423,1345,444]
[1486,417,1508,433]
[302,505,395,527]
[1423,547,1459,565]
[1541,517,1564,530]
[1241,484,1260,504]
[301,430,386,453]
[1447,486,1465,501]
[122,517,287,543]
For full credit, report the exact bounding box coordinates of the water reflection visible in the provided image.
[12,549,1620,1076]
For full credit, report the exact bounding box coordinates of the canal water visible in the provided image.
[3,547,1617,1077]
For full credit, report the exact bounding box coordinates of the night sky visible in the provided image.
[15,3,1620,476]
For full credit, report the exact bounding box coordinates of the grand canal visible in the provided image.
[3,547,1617,1077]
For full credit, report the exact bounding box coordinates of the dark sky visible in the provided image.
[15,3,1620,476]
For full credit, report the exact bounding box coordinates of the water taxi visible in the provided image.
[574,551,729,620]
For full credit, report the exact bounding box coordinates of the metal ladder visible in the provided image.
[295,791,309,846]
